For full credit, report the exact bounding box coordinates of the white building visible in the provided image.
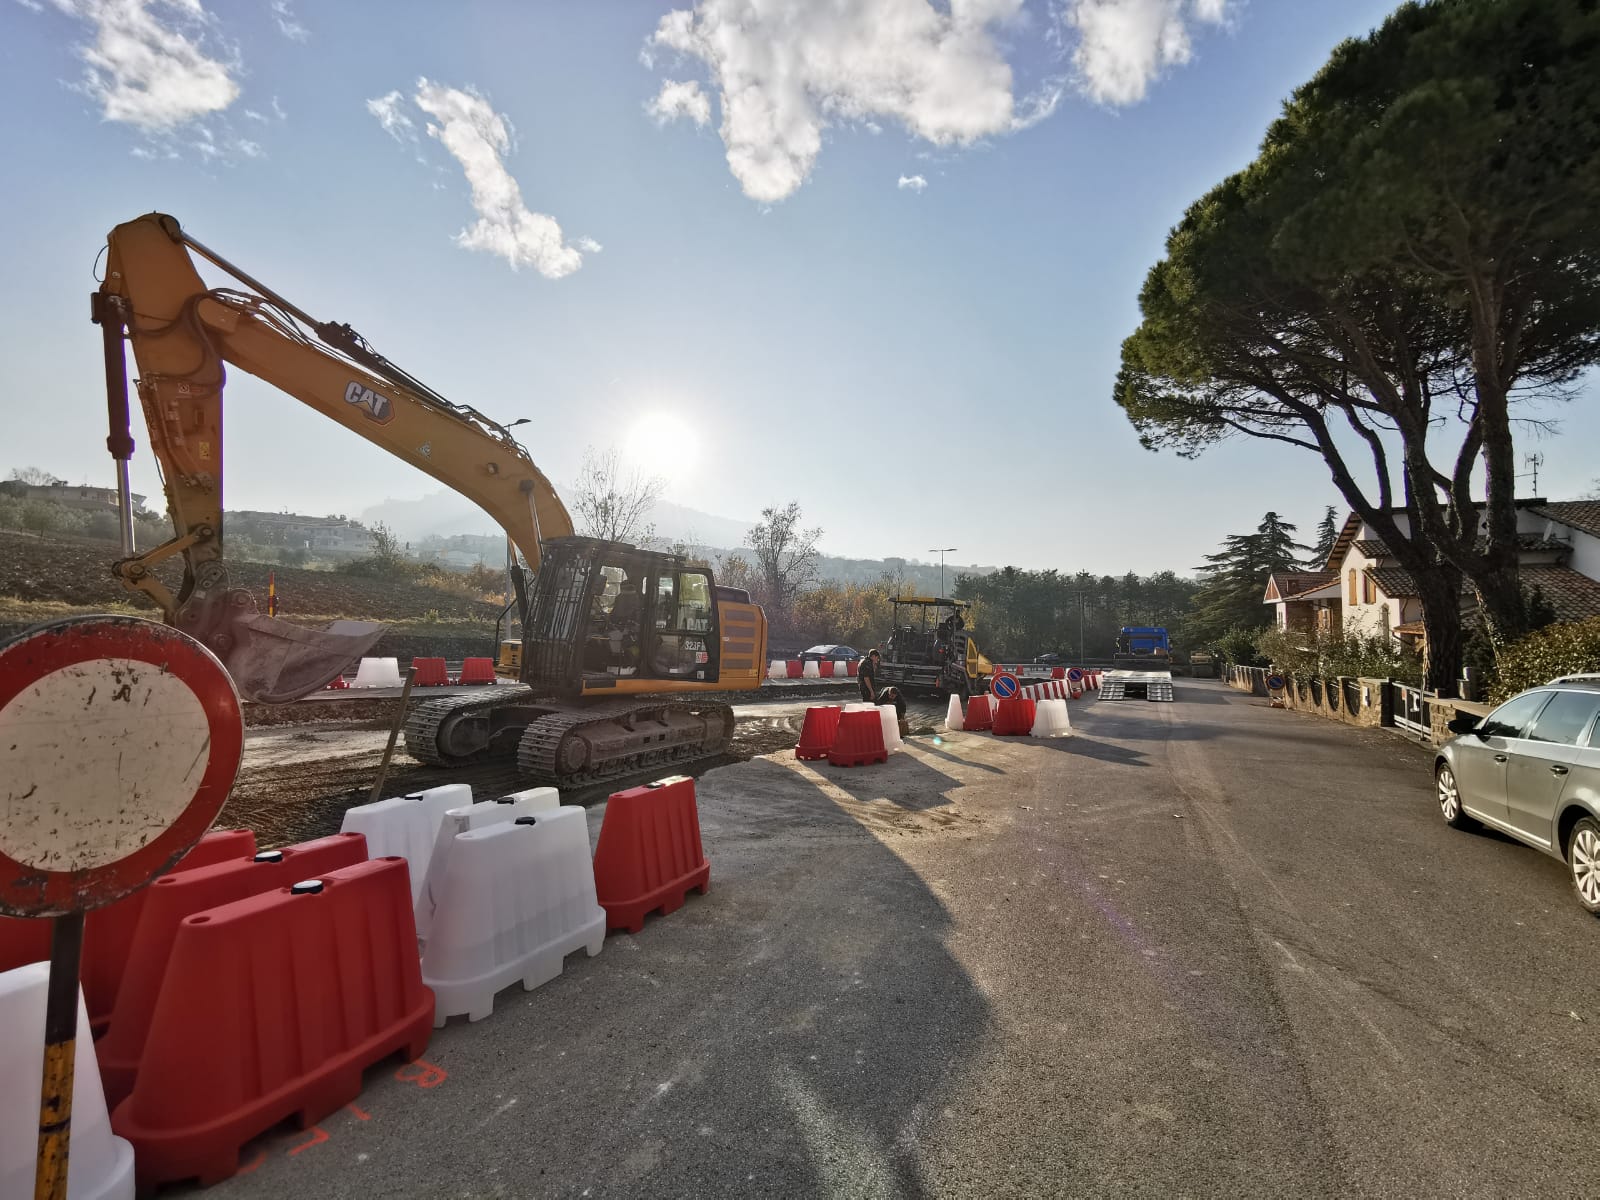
[1267,499,1600,646]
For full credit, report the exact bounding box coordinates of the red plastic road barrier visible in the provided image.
[0,829,256,1033]
[846,660,859,676]
[785,659,804,679]
[795,705,842,761]
[457,657,497,685]
[82,828,258,1034]
[113,857,433,1189]
[964,695,994,732]
[1051,667,1066,680]
[827,710,888,767]
[817,659,835,678]
[97,832,368,1109]
[325,675,349,689]
[411,657,450,686]
[993,696,1037,736]
[593,776,710,934]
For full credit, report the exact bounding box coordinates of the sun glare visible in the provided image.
[623,411,699,483]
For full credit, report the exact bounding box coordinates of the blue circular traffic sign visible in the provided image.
[991,672,1019,698]
[1266,673,1286,691]
[1066,667,1085,683]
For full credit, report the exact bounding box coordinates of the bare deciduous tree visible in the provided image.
[748,502,822,630]
[9,466,61,486]
[571,447,665,546]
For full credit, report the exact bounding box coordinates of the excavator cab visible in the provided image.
[520,538,721,696]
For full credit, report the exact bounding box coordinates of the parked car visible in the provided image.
[1434,674,1600,914]
[1033,652,1067,665]
[798,644,861,663]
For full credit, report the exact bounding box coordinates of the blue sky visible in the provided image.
[2,0,1593,575]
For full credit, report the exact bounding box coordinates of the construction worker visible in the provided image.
[858,648,880,703]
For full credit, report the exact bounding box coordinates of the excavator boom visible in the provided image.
[98,213,573,701]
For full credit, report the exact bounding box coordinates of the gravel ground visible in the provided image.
[221,687,894,845]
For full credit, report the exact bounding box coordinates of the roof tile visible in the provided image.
[1531,501,1600,540]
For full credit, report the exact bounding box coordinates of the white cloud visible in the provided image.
[269,0,306,41]
[646,0,1035,203]
[897,174,928,191]
[647,79,711,128]
[366,90,416,143]
[15,0,46,12]
[1065,0,1228,106]
[645,0,1226,201]
[46,0,240,130]
[575,236,603,254]
[387,79,596,280]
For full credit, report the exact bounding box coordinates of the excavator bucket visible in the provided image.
[220,611,387,704]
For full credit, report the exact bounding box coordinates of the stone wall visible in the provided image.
[1275,676,1388,729]
[1217,664,1496,746]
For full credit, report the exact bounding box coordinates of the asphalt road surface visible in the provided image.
[205,680,1599,1198]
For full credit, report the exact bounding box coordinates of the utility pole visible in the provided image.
[929,548,957,597]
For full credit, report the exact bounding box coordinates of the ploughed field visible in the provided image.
[0,529,500,631]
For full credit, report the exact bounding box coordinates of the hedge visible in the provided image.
[1491,617,1600,702]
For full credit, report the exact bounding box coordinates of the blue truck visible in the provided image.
[1105,626,1174,701]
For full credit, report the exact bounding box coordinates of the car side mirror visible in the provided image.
[1447,713,1482,736]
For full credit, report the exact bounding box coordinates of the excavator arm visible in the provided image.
[95,212,573,702]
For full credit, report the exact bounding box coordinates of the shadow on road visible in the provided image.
[1035,736,1151,767]
[818,747,968,812]
[226,751,993,1200]
[912,738,1007,776]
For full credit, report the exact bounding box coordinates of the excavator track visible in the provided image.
[404,688,736,788]
[516,697,736,787]
[403,686,540,767]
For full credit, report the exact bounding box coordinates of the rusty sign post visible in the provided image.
[0,616,242,1200]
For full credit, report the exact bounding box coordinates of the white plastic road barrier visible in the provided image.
[988,693,999,715]
[877,705,903,753]
[844,702,876,713]
[1031,697,1073,738]
[945,694,965,731]
[416,787,561,944]
[768,659,786,681]
[422,807,605,1025]
[1,963,134,1200]
[340,783,472,906]
[802,660,821,679]
[350,656,403,689]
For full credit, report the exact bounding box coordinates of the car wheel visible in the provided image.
[1567,817,1600,915]
[1436,764,1475,830]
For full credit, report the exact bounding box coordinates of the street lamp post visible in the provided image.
[1078,592,1086,665]
[929,548,957,597]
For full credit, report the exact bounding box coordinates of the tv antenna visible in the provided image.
[1521,452,1544,495]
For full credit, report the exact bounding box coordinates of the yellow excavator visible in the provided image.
[95,212,767,786]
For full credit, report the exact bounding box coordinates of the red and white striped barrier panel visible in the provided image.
[768,659,860,681]
[1019,680,1076,702]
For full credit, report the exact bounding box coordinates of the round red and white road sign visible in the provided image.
[0,615,243,917]
[991,671,1020,699]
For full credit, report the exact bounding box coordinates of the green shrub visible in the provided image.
[1490,617,1600,702]
[1213,624,1267,667]
[1255,626,1421,684]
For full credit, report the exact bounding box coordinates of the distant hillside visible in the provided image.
[360,489,994,589]
[359,490,754,550]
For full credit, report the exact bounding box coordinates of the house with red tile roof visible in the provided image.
[1264,498,1600,649]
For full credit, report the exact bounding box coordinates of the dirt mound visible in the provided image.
[0,529,498,622]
